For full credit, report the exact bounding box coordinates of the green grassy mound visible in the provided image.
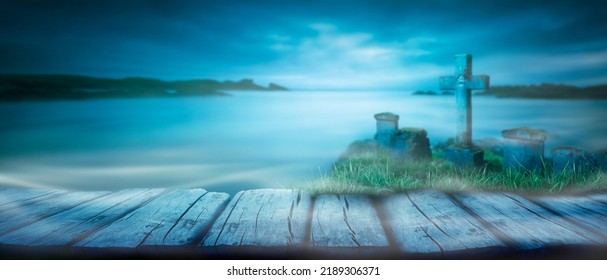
[299,151,606,196]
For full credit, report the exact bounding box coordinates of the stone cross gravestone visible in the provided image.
[439,54,490,167]
[440,54,490,146]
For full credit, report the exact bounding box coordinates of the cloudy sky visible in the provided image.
[0,0,605,89]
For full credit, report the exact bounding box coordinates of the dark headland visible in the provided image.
[0,74,288,101]
[413,83,607,99]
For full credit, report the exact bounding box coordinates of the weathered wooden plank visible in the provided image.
[0,188,165,246]
[0,188,51,202]
[558,196,607,216]
[0,188,65,210]
[75,189,230,248]
[0,190,110,236]
[454,192,604,250]
[310,195,388,249]
[382,190,505,254]
[201,189,311,251]
[144,191,230,246]
[543,195,607,217]
[501,193,606,244]
[586,192,607,204]
[534,196,607,241]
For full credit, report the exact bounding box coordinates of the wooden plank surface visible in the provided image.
[501,193,605,244]
[0,187,605,257]
[0,191,110,236]
[76,189,230,248]
[454,192,604,250]
[382,190,505,254]
[587,192,607,204]
[310,195,388,249]
[143,191,230,246]
[0,188,65,210]
[534,195,607,242]
[558,196,607,216]
[201,189,311,250]
[0,188,165,246]
[0,188,57,205]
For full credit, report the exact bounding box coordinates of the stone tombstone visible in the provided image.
[374,112,399,147]
[391,128,431,161]
[502,127,547,173]
[551,146,595,174]
[439,54,490,167]
[443,146,484,167]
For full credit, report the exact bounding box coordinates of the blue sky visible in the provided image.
[0,0,606,89]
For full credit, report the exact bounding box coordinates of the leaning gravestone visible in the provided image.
[551,146,595,174]
[439,54,490,167]
[502,127,547,173]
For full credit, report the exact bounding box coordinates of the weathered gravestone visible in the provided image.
[373,112,431,162]
[374,112,399,147]
[502,127,547,173]
[439,54,490,167]
[551,146,596,174]
[391,128,432,161]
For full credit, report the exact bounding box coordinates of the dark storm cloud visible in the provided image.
[0,0,605,88]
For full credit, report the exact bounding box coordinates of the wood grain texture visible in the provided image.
[0,188,65,211]
[0,191,110,236]
[454,192,604,250]
[534,195,607,242]
[310,195,388,248]
[76,189,230,248]
[587,192,607,204]
[0,188,165,246]
[143,191,230,246]
[0,187,605,257]
[201,189,311,250]
[382,190,505,254]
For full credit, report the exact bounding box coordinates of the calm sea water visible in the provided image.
[1,90,606,194]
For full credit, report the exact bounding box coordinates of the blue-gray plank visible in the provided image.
[76,189,230,248]
[534,195,607,242]
[0,191,111,236]
[382,190,505,254]
[310,195,388,249]
[0,188,65,210]
[587,192,607,204]
[454,192,604,249]
[201,189,312,251]
[0,188,165,246]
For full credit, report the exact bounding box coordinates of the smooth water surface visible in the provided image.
[1,91,606,194]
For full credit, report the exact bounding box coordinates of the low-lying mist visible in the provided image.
[0,90,605,194]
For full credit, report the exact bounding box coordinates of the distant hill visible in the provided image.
[481,84,607,99]
[0,75,288,101]
[412,90,453,96]
[412,84,607,99]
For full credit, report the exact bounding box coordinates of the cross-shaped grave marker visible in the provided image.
[439,54,490,167]
[439,54,489,147]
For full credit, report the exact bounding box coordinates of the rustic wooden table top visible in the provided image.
[1,187,605,259]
